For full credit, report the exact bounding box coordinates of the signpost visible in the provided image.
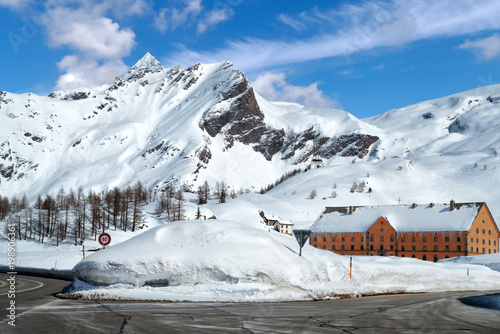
[98,233,111,247]
[293,229,311,256]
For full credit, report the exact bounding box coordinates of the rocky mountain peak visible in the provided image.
[120,52,165,81]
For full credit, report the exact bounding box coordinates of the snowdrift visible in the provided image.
[68,220,500,302]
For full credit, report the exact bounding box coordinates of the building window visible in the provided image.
[361,237,364,242]
[412,255,415,258]
[390,245,394,250]
[477,247,479,253]
[370,245,374,250]
[489,230,491,235]
[495,240,497,246]
[390,236,394,242]
[380,245,384,250]
[342,237,345,242]
[341,245,345,250]
[323,237,326,242]
[370,237,374,242]
[401,245,405,251]
[402,254,405,257]
[412,246,416,251]
[322,245,326,249]
[332,245,336,250]
[434,236,438,242]
[457,246,461,252]
[476,228,479,233]
[434,246,438,251]
[457,237,461,242]
[381,228,384,232]
[445,255,449,259]
[412,237,416,242]
[482,248,485,254]
[380,237,384,242]
[423,255,427,261]
[423,237,427,242]
[423,246,427,251]
[351,237,355,242]
[489,249,491,254]
[482,229,485,234]
[434,255,438,262]
[445,246,449,251]
[471,247,473,252]
[483,239,485,244]
[332,236,336,242]
[351,245,354,250]
[445,237,449,242]
[360,245,364,250]
[489,240,491,245]
[314,237,317,242]
[401,237,405,242]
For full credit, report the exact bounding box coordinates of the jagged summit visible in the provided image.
[120,52,165,81]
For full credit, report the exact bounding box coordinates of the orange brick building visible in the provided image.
[310,201,500,262]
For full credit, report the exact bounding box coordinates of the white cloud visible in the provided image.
[252,73,340,109]
[43,8,136,59]
[459,34,500,59]
[167,0,500,72]
[154,0,202,33]
[197,8,234,33]
[38,1,145,89]
[55,55,128,90]
[0,0,31,9]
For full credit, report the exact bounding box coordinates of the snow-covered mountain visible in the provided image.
[2,53,500,218]
[0,53,378,198]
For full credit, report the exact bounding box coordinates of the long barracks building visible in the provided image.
[310,201,500,262]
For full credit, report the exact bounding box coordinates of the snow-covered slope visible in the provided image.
[0,53,377,199]
[2,53,500,224]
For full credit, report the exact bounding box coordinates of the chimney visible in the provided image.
[430,202,435,208]
[349,206,354,214]
[450,200,456,211]
[411,203,417,209]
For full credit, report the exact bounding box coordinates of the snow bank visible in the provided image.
[67,220,500,302]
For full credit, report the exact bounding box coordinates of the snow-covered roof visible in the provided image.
[311,203,485,233]
[278,220,293,226]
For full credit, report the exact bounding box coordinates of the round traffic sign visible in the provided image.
[98,233,111,246]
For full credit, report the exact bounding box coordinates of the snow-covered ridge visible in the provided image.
[0,53,380,199]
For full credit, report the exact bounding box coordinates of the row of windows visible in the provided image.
[319,244,498,254]
[316,235,466,243]
[470,238,496,245]
[475,228,493,235]
[322,245,465,252]
[471,247,497,254]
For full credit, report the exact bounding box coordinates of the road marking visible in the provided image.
[0,277,44,296]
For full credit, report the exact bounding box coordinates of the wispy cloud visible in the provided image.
[154,0,202,33]
[166,0,500,72]
[0,0,31,9]
[252,73,340,108]
[460,34,500,60]
[197,8,234,33]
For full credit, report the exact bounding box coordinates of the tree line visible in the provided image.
[0,181,155,246]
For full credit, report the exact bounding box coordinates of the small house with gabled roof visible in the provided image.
[310,201,500,261]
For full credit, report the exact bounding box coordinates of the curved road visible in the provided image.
[0,273,499,333]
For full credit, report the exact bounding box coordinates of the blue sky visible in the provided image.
[2,0,500,118]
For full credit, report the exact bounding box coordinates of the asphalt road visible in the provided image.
[0,273,499,333]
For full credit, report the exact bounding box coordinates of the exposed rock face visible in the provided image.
[199,78,267,148]
[199,73,379,162]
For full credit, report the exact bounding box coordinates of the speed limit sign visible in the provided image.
[98,233,111,246]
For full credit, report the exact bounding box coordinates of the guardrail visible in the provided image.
[0,265,74,281]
